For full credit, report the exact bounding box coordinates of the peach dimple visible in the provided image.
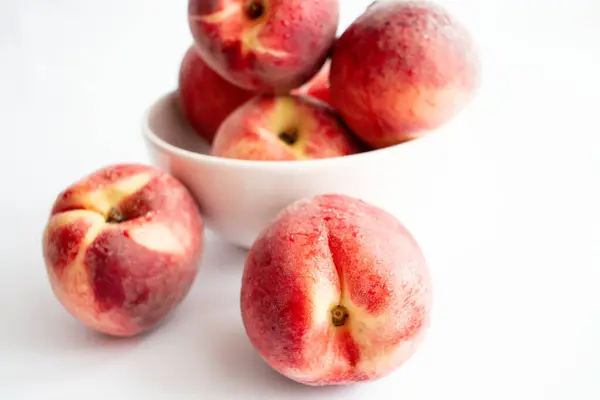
[241,194,433,386]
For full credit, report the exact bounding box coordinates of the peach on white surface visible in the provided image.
[187,0,339,92]
[211,93,360,161]
[42,163,204,337]
[240,194,433,385]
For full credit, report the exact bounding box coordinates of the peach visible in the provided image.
[187,0,339,92]
[211,94,360,161]
[330,0,480,148]
[293,60,331,106]
[178,45,257,143]
[240,194,433,385]
[41,164,204,337]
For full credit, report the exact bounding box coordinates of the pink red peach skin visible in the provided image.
[187,0,339,92]
[240,194,433,385]
[42,164,204,337]
[211,94,360,161]
[293,60,331,106]
[178,45,257,144]
[330,0,480,148]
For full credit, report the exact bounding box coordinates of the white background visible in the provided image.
[1,0,599,399]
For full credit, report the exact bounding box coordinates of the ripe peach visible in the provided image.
[211,94,360,161]
[42,164,204,337]
[330,0,480,148]
[240,194,433,385]
[293,60,331,106]
[187,0,339,92]
[178,45,256,143]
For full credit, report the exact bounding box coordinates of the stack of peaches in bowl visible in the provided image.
[145,0,480,249]
[42,0,480,387]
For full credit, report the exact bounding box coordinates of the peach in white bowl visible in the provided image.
[141,89,472,249]
[143,0,481,249]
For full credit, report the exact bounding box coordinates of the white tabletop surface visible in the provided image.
[1,0,599,399]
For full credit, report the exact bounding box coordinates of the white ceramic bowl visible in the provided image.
[142,90,468,249]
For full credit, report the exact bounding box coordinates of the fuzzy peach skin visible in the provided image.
[41,164,204,337]
[187,0,339,92]
[178,45,257,144]
[293,59,331,106]
[330,0,481,148]
[211,93,360,161]
[240,194,433,386]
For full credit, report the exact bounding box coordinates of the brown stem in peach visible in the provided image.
[331,305,349,327]
[246,1,265,20]
[278,129,298,146]
[106,207,127,224]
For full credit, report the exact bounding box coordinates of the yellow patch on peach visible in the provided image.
[84,173,153,216]
[343,303,395,371]
[310,272,340,326]
[241,24,262,54]
[383,84,470,140]
[171,221,195,252]
[241,20,290,58]
[253,126,289,146]
[334,298,420,378]
[284,275,348,383]
[127,224,185,254]
[268,97,299,131]
[295,104,320,147]
[250,38,291,59]
[253,45,290,58]
[265,97,311,158]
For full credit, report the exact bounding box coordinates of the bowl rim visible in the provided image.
[141,90,445,171]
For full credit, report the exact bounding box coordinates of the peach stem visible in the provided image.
[106,207,126,224]
[331,305,349,327]
[278,130,298,146]
[246,1,265,20]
